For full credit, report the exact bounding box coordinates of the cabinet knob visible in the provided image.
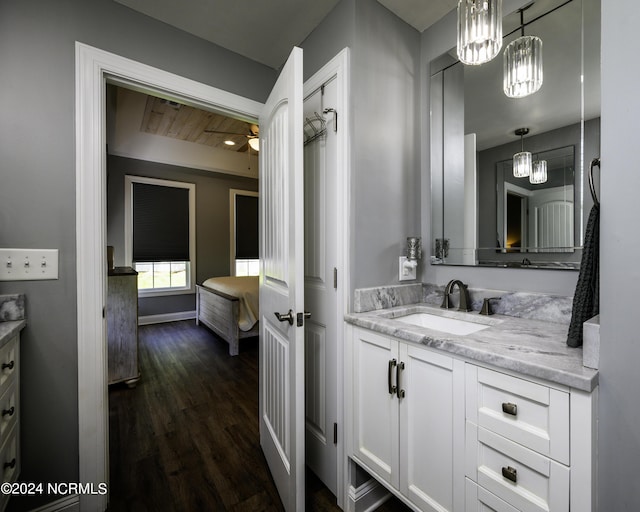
[502,402,518,416]
[501,465,517,483]
[1,361,14,371]
[2,407,14,418]
[4,458,16,470]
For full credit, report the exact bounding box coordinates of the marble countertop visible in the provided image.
[345,303,598,392]
[0,320,26,349]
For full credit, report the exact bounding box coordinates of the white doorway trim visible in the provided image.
[75,42,263,511]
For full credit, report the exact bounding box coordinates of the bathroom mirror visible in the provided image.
[429,0,600,269]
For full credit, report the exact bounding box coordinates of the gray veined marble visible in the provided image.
[0,294,26,350]
[354,283,423,313]
[0,294,25,322]
[422,283,573,325]
[345,303,597,391]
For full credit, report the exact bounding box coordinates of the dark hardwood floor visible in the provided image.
[107,320,410,511]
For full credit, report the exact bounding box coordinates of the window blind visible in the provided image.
[235,195,258,259]
[133,182,190,262]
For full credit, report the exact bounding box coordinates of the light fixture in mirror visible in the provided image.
[457,0,503,65]
[429,0,601,269]
[503,7,543,98]
[530,159,548,184]
[513,128,531,177]
[496,145,574,256]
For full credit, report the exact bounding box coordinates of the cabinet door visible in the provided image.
[400,343,464,512]
[352,328,400,488]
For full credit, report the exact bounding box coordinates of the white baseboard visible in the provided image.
[138,310,196,325]
[348,478,391,512]
[29,495,79,512]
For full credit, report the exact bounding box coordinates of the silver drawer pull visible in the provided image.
[502,402,518,416]
[388,359,397,395]
[502,466,517,483]
[396,361,405,399]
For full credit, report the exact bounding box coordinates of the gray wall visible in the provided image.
[599,0,640,508]
[0,1,276,509]
[350,0,421,293]
[303,0,422,299]
[107,155,258,317]
[301,0,355,81]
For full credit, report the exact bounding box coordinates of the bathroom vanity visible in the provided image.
[345,299,597,512]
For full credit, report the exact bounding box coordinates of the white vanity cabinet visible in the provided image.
[346,323,597,512]
[465,365,596,512]
[349,326,465,512]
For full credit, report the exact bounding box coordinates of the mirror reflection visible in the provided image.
[429,0,600,269]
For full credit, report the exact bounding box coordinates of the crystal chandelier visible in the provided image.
[503,9,543,98]
[529,160,548,184]
[457,0,503,65]
[513,128,531,178]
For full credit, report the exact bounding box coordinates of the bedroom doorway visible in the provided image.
[77,43,350,511]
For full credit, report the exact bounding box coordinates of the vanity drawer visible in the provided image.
[466,478,520,512]
[0,382,17,444]
[466,365,569,464]
[466,423,569,512]
[0,338,18,400]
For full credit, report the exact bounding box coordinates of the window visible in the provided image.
[230,189,259,276]
[125,176,196,296]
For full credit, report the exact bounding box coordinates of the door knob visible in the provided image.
[274,310,294,325]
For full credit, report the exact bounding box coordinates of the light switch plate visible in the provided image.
[0,249,59,281]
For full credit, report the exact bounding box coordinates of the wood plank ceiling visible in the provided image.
[140,96,257,153]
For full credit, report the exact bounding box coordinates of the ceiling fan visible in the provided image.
[204,123,260,152]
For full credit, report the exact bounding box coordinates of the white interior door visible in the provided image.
[259,46,306,511]
[303,77,339,495]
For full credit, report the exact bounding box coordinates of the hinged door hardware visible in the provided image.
[297,311,311,327]
[274,310,294,325]
[333,422,338,445]
[502,402,518,416]
[333,267,338,289]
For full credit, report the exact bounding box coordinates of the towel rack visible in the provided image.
[589,157,600,207]
[303,112,327,146]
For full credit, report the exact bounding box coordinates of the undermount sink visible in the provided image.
[394,312,491,336]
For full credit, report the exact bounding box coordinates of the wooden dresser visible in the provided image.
[0,320,23,512]
[107,267,140,387]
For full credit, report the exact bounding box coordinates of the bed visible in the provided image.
[196,276,259,356]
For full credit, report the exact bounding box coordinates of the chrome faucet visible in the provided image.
[441,279,472,312]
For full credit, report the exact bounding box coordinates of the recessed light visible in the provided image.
[224,140,236,146]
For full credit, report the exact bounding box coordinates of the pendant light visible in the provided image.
[457,0,503,66]
[530,160,548,184]
[513,128,532,178]
[503,8,543,98]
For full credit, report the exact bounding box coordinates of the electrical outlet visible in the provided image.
[0,249,59,281]
[399,256,417,281]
